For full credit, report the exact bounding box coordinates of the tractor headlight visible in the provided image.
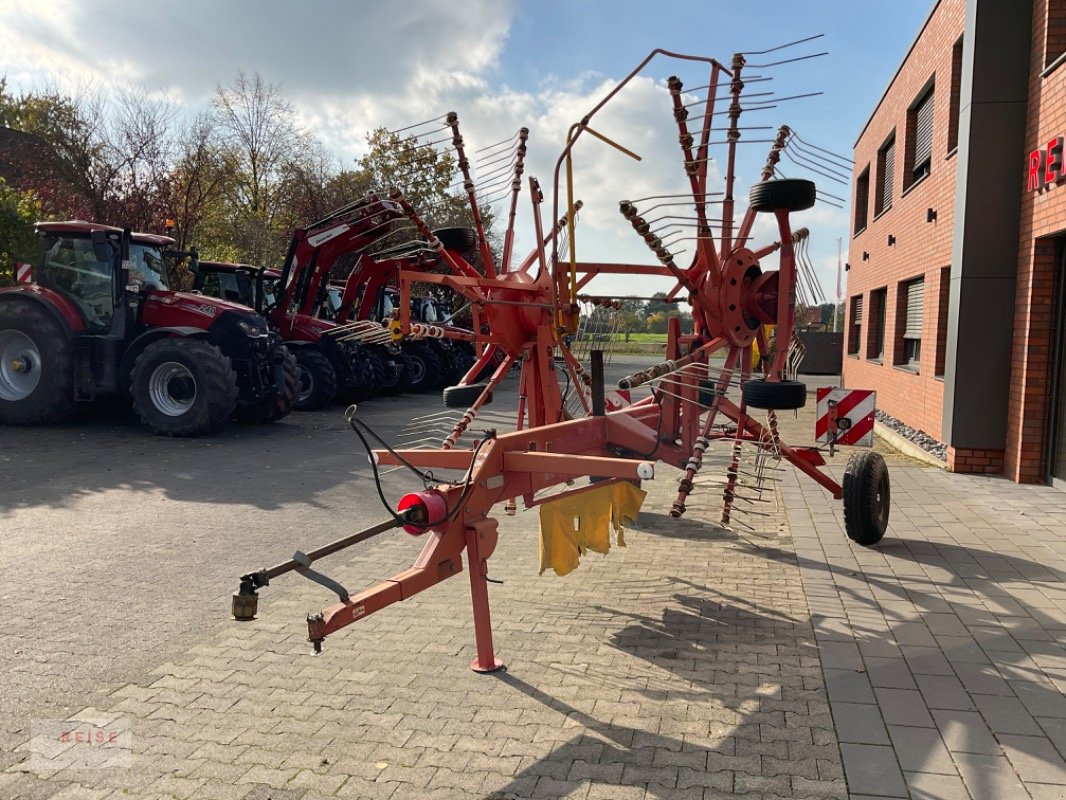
[237,318,267,337]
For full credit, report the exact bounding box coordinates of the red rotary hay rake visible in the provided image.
[234,46,889,672]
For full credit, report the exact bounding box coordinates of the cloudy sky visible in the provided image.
[0,0,931,300]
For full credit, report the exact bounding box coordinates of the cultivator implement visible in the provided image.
[235,43,891,670]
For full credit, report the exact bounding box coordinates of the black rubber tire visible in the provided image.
[403,343,445,394]
[337,344,376,403]
[0,301,77,425]
[443,383,492,408]
[742,379,807,410]
[433,227,478,253]
[292,347,337,411]
[362,348,387,396]
[446,346,477,385]
[843,451,891,546]
[130,338,238,436]
[748,179,817,213]
[376,347,407,396]
[234,346,299,424]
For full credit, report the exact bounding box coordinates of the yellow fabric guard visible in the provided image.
[538,482,647,576]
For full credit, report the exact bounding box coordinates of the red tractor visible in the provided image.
[239,197,426,408]
[192,258,404,407]
[0,222,298,435]
[325,227,491,392]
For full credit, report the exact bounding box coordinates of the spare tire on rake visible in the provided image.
[433,227,478,254]
[742,379,806,410]
[443,383,492,408]
[748,179,817,213]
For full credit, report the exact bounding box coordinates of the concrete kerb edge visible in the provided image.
[873,421,947,469]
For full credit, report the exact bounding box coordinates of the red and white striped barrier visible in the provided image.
[15,262,32,284]
[815,387,876,447]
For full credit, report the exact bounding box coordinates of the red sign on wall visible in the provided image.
[1028,135,1065,191]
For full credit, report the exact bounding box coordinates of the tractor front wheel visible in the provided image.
[131,338,238,436]
[235,345,299,424]
[403,344,444,393]
[293,347,337,411]
[377,348,407,396]
[0,302,77,425]
[843,451,890,546]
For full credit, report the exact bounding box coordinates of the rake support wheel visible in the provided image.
[748,179,817,213]
[443,383,492,408]
[742,379,806,410]
[843,451,890,546]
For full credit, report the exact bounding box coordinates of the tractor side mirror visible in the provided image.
[188,247,199,276]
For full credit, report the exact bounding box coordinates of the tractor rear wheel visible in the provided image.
[235,345,299,424]
[0,302,76,425]
[843,451,891,546]
[748,179,817,213]
[293,347,337,411]
[131,338,238,436]
[403,343,444,393]
[443,383,492,408]
[742,378,807,410]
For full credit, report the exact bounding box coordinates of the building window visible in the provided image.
[848,295,863,355]
[854,167,870,234]
[1047,1,1066,70]
[874,133,895,216]
[866,288,887,361]
[895,277,924,370]
[905,82,934,187]
[948,37,963,153]
[935,267,951,376]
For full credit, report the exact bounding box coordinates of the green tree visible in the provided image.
[0,178,42,285]
[646,311,668,334]
[356,128,470,230]
[617,310,641,342]
[212,71,316,264]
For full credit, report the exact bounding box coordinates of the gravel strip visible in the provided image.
[875,409,947,461]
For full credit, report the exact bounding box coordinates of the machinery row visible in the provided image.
[0,204,491,435]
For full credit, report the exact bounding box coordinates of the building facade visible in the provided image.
[844,0,1066,483]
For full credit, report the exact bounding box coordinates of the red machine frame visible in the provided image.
[234,48,890,672]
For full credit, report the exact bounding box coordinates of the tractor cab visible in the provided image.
[34,223,170,335]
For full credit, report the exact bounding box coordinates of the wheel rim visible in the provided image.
[149,361,197,417]
[0,330,42,401]
[875,471,890,527]
[380,359,400,388]
[297,365,314,403]
[408,356,426,384]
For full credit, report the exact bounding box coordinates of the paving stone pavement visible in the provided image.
[4,379,1066,799]
[785,442,1066,799]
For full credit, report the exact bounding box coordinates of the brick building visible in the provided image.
[845,0,1066,483]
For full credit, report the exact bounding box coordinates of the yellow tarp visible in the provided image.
[538,481,647,577]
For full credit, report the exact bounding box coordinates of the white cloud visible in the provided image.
[0,0,846,306]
